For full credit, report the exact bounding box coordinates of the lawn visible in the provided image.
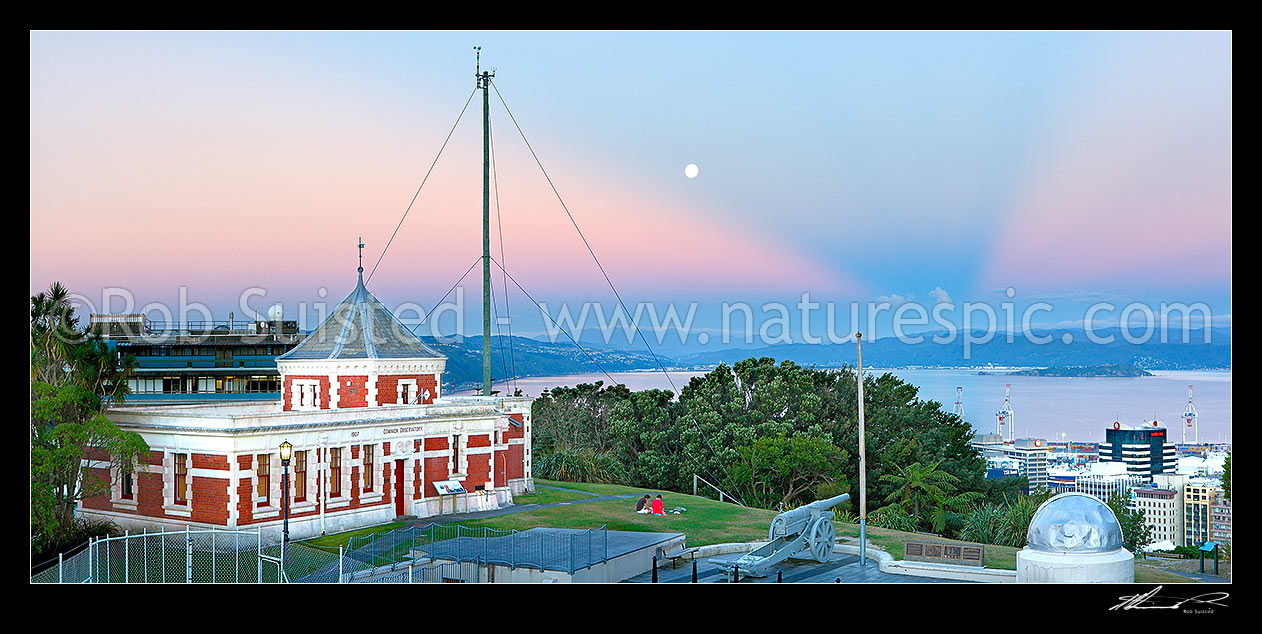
[302,521,407,554]
[1134,564,1202,583]
[458,487,777,547]
[508,487,593,506]
[294,480,1201,583]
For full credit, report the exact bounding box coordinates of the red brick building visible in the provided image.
[80,272,533,539]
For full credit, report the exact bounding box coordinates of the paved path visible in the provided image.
[1161,568,1232,583]
[624,552,966,583]
[402,487,639,525]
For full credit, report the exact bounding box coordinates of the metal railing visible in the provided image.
[32,522,609,584]
[337,522,609,581]
[32,526,279,584]
[693,473,745,506]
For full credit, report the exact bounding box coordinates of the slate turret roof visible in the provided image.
[277,272,445,361]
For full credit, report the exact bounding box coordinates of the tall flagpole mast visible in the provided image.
[856,332,867,566]
[476,47,495,397]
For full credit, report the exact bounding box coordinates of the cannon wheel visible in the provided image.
[809,518,836,562]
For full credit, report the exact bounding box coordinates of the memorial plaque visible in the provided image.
[904,540,985,567]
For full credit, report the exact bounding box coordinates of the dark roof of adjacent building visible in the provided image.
[277,272,444,362]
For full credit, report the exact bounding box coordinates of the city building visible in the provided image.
[1074,461,1144,504]
[972,434,1050,490]
[1048,441,1099,465]
[1176,451,1228,478]
[1135,475,1186,547]
[1182,477,1221,547]
[78,271,535,540]
[1047,465,1079,494]
[91,313,304,403]
[1099,421,1177,482]
[1210,491,1232,546]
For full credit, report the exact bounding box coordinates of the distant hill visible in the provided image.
[425,326,1229,388]
[422,335,667,390]
[673,327,1230,371]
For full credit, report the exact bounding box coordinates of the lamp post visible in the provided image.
[279,440,292,562]
[856,332,867,567]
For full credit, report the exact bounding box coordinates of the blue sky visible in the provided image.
[30,31,1231,341]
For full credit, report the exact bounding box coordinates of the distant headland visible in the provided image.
[991,364,1154,378]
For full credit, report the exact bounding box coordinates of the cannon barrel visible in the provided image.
[803,493,850,511]
[769,493,851,539]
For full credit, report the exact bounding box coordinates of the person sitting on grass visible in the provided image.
[635,494,652,514]
[651,494,665,516]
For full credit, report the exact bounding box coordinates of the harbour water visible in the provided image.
[459,368,1232,444]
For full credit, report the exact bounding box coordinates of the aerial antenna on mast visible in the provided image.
[475,46,495,396]
[1183,384,1199,445]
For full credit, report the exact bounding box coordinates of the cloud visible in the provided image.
[875,293,910,305]
[928,287,953,305]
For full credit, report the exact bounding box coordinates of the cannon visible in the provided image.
[721,493,849,580]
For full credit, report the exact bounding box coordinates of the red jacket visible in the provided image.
[651,498,664,515]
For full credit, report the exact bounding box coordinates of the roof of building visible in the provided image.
[277,271,445,362]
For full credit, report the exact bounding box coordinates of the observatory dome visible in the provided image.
[1025,492,1124,554]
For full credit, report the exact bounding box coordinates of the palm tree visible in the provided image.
[30,282,80,385]
[879,461,966,527]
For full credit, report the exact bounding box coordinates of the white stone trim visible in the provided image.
[359,442,380,495]
[293,380,322,410]
[396,379,419,405]
[109,463,138,510]
[163,451,193,510]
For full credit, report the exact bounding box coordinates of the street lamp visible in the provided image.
[855,332,867,567]
[279,440,292,560]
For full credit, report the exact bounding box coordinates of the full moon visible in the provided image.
[684,163,699,179]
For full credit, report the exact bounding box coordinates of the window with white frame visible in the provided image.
[330,447,343,497]
[397,379,418,405]
[172,453,189,505]
[362,444,375,493]
[256,453,272,506]
[293,380,321,409]
[294,450,308,502]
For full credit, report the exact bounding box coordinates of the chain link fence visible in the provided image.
[32,527,279,583]
[33,522,609,583]
[338,523,609,581]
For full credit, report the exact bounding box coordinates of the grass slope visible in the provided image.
[296,479,1198,582]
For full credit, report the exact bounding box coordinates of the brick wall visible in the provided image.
[337,375,368,408]
[236,455,254,524]
[191,476,229,525]
[375,374,439,405]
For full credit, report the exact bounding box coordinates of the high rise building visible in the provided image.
[1136,474,1187,547]
[1075,461,1144,504]
[971,435,1050,490]
[1210,491,1232,546]
[1183,478,1221,547]
[1100,421,1177,482]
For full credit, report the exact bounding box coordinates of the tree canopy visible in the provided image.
[30,283,148,558]
[530,357,987,521]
